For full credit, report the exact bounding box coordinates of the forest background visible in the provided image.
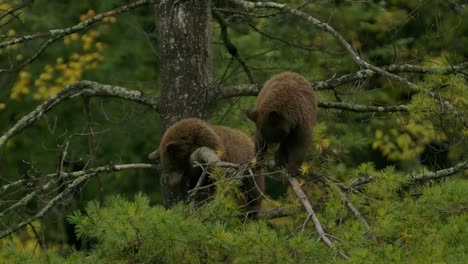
[0,0,466,263]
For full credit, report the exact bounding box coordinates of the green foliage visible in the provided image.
[1,0,467,262]
[2,175,466,263]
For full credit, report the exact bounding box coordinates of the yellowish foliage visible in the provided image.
[250,156,257,166]
[0,221,42,254]
[10,71,31,100]
[372,119,447,161]
[9,10,113,102]
[0,103,5,110]
[215,147,224,159]
[299,163,310,176]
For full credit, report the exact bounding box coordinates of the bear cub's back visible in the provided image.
[257,71,317,124]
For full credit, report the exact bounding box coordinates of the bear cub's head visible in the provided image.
[246,109,291,143]
[148,140,194,186]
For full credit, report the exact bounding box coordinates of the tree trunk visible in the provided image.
[155,0,215,208]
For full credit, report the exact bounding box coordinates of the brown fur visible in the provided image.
[148,118,264,210]
[246,71,318,175]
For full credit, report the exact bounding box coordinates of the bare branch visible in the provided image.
[228,0,418,90]
[0,80,160,150]
[217,82,409,112]
[253,206,294,219]
[319,101,408,112]
[321,178,371,233]
[288,176,350,260]
[227,0,463,107]
[213,10,258,85]
[0,0,32,27]
[0,0,153,49]
[0,36,61,73]
[314,61,468,90]
[348,161,468,188]
[408,161,468,182]
[220,61,468,98]
[0,163,157,239]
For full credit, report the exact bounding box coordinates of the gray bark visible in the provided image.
[155,0,215,207]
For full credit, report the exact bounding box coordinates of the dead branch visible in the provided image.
[0,36,61,73]
[319,102,408,112]
[0,0,32,27]
[0,163,157,239]
[213,10,258,85]
[408,161,468,182]
[348,160,467,188]
[219,61,468,98]
[252,206,294,219]
[228,0,415,91]
[227,0,464,107]
[288,176,350,260]
[0,0,153,49]
[0,80,159,150]
[321,178,371,233]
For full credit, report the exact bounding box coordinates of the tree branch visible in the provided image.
[408,161,468,182]
[0,0,32,27]
[0,80,159,150]
[314,61,468,90]
[288,176,350,260]
[227,0,464,106]
[0,163,157,239]
[0,0,153,49]
[218,82,409,112]
[0,36,61,73]
[213,10,258,85]
[228,0,418,90]
[348,161,468,188]
[220,61,468,98]
[319,101,408,112]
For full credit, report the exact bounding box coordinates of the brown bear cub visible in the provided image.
[246,71,318,175]
[148,118,264,211]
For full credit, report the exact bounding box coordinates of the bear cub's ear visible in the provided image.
[165,141,182,155]
[245,108,258,122]
[148,148,160,160]
[268,110,283,123]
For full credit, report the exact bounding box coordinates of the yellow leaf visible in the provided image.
[299,163,310,176]
[215,147,223,159]
[375,129,383,139]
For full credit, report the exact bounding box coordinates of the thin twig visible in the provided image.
[0,80,160,150]
[82,96,103,204]
[288,176,350,260]
[0,163,157,239]
[213,10,258,85]
[0,0,154,49]
[348,161,468,188]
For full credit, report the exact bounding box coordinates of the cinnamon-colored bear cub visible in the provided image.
[246,71,318,175]
[148,118,264,210]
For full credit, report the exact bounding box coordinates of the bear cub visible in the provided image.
[148,118,264,210]
[246,71,318,175]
